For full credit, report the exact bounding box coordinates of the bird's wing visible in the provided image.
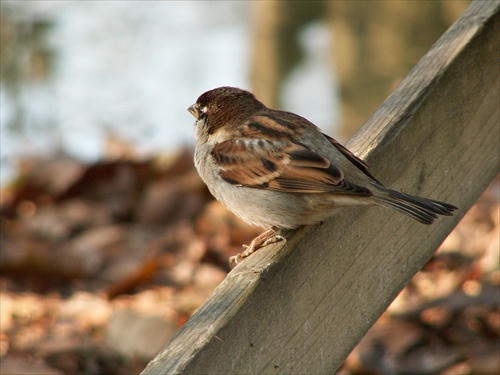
[212,137,372,196]
[322,134,381,183]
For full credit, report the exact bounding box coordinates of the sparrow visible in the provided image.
[188,86,457,265]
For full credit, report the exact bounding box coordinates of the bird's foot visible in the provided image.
[229,227,285,267]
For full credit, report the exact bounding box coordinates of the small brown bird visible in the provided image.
[188,87,457,265]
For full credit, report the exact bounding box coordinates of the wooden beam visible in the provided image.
[142,1,499,373]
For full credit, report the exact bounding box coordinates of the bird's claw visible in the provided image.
[229,230,286,268]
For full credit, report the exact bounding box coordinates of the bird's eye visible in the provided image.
[200,106,208,115]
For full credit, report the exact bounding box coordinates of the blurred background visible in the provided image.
[1,0,470,185]
[3,1,499,375]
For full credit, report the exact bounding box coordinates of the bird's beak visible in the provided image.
[187,104,199,119]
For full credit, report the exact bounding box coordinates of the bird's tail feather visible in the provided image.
[376,189,457,225]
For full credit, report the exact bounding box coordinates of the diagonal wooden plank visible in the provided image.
[143,1,499,373]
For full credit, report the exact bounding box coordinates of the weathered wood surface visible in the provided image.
[143,1,499,374]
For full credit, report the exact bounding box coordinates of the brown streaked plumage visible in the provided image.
[188,86,457,265]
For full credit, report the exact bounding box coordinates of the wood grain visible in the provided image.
[143,1,499,373]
